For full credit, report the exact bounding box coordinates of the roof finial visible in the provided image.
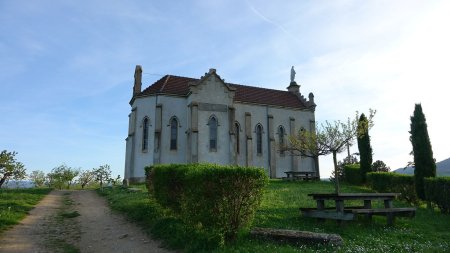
[290,66,296,83]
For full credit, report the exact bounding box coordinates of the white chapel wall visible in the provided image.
[158,95,188,165]
[129,96,156,179]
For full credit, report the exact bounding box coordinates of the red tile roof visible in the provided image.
[138,75,312,109]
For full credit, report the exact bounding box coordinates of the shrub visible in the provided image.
[367,172,418,204]
[425,177,450,214]
[344,164,362,185]
[147,164,189,212]
[146,163,268,242]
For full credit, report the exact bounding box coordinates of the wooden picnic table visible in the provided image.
[284,171,317,181]
[301,193,416,225]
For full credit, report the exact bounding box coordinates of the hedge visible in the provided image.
[145,163,268,242]
[145,164,189,212]
[367,172,418,204]
[425,177,450,214]
[344,164,362,185]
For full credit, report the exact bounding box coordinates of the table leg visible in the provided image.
[316,200,325,222]
[385,199,394,225]
[336,200,344,212]
[387,213,394,226]
[364,200,372,220]
[335,200,345,225]
[317,200,325,210]
[384,199,393,208]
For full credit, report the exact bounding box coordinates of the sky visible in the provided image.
[1,0,449,179]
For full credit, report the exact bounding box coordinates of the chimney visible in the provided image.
[133,65,142,96]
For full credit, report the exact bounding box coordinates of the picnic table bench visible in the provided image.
[284,171,318,181]
[300,193,416,225]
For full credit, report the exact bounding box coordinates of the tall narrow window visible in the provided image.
[278,126,285,155]
[142,117,149,151]
[170,117,178,150]
[209,116,217,151]
[256,124,263,155]
[235,122,240,154]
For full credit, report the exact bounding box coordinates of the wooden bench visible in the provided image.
[284,171,318,181]
[300,207,416,225]
[347,208,416,225]
[301,193,416,225]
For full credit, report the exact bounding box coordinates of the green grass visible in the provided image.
[0,187,52,234]
[98,180,450,252]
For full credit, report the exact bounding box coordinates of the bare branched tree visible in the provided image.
[285,109,376,193]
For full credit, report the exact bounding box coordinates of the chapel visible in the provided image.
[124,66,318,182]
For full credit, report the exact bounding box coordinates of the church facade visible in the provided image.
[124,66,318,182]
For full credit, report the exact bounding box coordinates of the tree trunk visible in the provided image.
[0,173,11,188]
[314,156,320,179]
[0,176,7,188]
[333,151,340,194]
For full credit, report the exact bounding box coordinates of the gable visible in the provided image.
[188,69,235,104]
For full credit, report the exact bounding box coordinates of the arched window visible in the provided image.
[256,124,263,155]
[209,116,218,151]
[170,117,178,150]
[235,122,240,154]
[278,126,285,155]
[142,117,149,151]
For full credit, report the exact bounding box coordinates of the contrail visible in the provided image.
[245,0,293,38]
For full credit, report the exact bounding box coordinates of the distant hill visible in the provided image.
[2,180,35,189]
[393,157,450,176]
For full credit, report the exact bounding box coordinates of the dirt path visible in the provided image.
[0,190,63,253]
[0,190,171,253]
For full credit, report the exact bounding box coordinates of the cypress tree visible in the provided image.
[357,113,372,182]
[410,103,436,199]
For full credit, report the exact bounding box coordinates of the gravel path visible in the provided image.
[0,190,171,253]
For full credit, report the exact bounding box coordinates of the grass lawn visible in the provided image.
[98,180,450,252]
[0,187,52,234]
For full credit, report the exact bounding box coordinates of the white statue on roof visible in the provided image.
[290,66,296,83]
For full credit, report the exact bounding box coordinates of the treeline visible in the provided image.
[29,164,121,189]
[2,149,121,189]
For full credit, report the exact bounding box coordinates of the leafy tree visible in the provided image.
[371,160,390,172]
[410,104,436,199]
[78,170,94,189]
[357,113,373,182]
[29,170,46,187]
[0,150,26,188]
[47,167,65,190]
[288,110,375,193]
[93,164,111,189]
[63,167,79,189]
[47,164,79,189]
